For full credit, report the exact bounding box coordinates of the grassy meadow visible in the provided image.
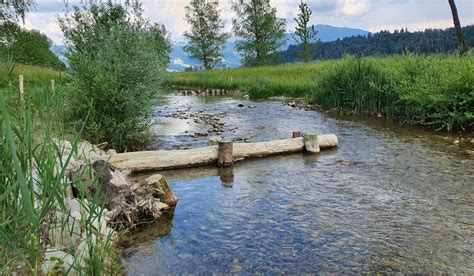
[167,54,474,131]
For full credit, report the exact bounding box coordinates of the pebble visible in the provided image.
[340,160,353,166]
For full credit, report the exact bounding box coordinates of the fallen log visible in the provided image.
[97,134,338,173]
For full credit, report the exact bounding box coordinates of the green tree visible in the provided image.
[59,1,171,151]
[0,22,65,70]
[183,0,229,70]
[231,0,286,66]
[293,1,319,62]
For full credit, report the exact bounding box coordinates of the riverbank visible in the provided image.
[0,67,123,274]
[167,54,473,132]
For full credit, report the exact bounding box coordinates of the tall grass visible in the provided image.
[0,63,65,89]
[167,54,474,131]
[311,55,473,131]
[0,78,120,274]
[167,61,332,98]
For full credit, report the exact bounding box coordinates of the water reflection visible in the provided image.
[218,167,234,188]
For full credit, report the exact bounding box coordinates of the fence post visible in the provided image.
[19,75,24,100]
[51,79,55,93]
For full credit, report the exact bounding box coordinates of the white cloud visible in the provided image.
[172,58,191,68]
[24,12,63,44]
[21,0,474,44]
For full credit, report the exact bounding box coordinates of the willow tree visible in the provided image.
[232,0,286,66]
[183,0,229,70]
[448,0,469,56]
[293,1,319,62]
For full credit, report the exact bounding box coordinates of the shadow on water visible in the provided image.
[121,94,474,274]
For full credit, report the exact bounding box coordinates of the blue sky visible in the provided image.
[23,0,474,44]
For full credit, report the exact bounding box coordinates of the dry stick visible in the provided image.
[19,75,24,101]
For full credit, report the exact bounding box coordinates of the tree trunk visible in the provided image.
[448,0,469,56]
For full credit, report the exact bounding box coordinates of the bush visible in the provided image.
[310,56,399,117]
[60,1,171,151]
[0,21,66,70]
[395,55,474,131]
[310,55,473,131]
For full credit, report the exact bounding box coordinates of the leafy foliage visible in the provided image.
[0,21,65,70]
[293,1,320,63]
[281,25,474,63]
[183,0,230,70]
[59,1,171,151]
[310,55,474,131]
[232,0,286,66]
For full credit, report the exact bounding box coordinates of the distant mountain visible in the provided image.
[51,24,370,72]
[280,25,474,63]
[169,24,369,71]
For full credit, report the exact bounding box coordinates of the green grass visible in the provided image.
[168,61,333,98]
[0,63,66,89]
[167,54,474,131]
[0,67,121,274]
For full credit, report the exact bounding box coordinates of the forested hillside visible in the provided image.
[281,25,474,62]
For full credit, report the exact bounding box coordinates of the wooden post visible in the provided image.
[292,131,302,138]
[304,134,320,153]
[51,79,55,93]
[217,141,233,167]
[19,74,24,100]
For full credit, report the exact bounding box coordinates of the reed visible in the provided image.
[0,78,120,274]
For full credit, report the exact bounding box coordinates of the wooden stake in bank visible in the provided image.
[51,79,55,93]
[293,131,302,138]
[19,74,24,100]
[218,141,233,167]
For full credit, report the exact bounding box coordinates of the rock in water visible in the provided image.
[144,174,178,207]
[208,136,223,146]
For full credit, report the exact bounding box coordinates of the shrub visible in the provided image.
[396,55,474,131]
[60,1,171,151]
[310,56,399,117]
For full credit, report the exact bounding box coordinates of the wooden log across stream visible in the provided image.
[96,134,338,173]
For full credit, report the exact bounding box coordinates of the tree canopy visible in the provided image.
[183,0,229,70]
[0,21,65,70]
[293,1,319,63]
[232,0,286,66]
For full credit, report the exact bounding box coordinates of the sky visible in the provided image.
[22,0,474,45]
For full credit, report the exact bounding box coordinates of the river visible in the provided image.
[120,94,473,274]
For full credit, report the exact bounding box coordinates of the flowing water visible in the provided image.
[120,94,474,274]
